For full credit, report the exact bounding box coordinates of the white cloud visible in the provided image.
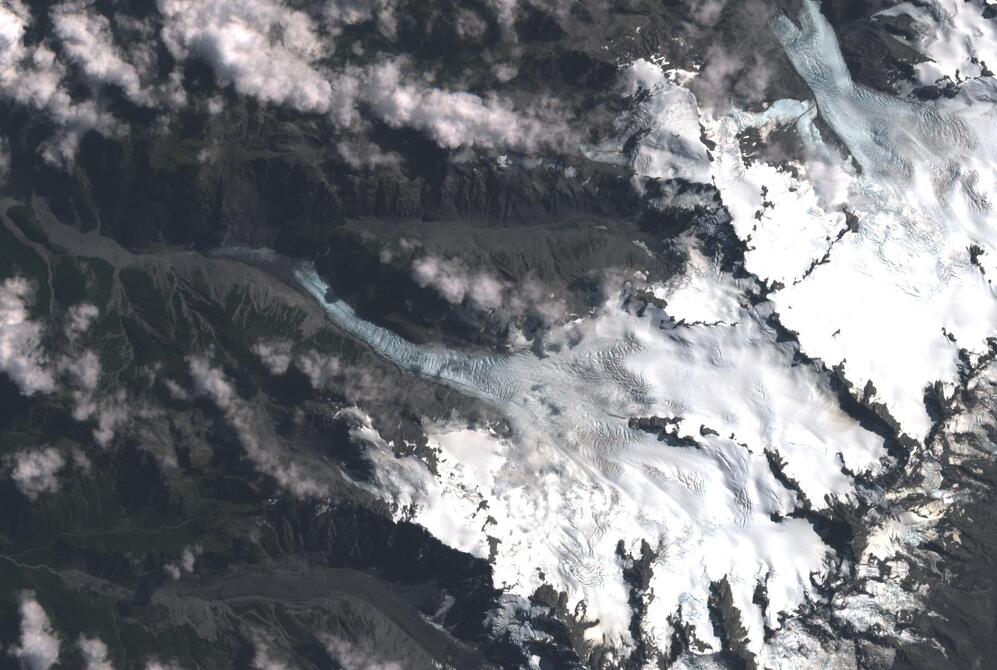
[412,254,512,310]
[155,2,566,152]
[411,254,565,323]
[10,594,60,670]
[335,136,402,169]
[507,278,566,325]
[92,398,129,448]
[0,0,572,164]
[412,255,474,305]
[0,283,127,444]
[77,636,113,670]
[57,350,131,447]
[188,357,235,404]
[251,636,288,670]
[325,0,380,25]
[180,545,198,572]
[493,62,518,82]
[295,350,341,388]
[157,0,335,115]
[362,59,566,152]
[0,277,55,396]
[69,446,92,474]
[163,545,200,580]
[50,3,152,106]
[456,9,488,39]
[486,0,517,24]
[10,448,64,500]
[484,0,578,32]
[144,661,183,670]
[65,303,99,341]
[325,0,398,38]
[468,273,506,311]
[188,356,325,497]
[164,379,189,400]
[253,340,342,388]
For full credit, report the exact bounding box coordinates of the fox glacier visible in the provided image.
[0,0,994,669]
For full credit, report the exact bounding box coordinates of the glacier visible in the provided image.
[295,260,885,657]
[275,0,997,662]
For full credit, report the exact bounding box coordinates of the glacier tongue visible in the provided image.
[295,255,884,658]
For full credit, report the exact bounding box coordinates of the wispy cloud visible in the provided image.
[188,356,326,498]
[64,303,98,341]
